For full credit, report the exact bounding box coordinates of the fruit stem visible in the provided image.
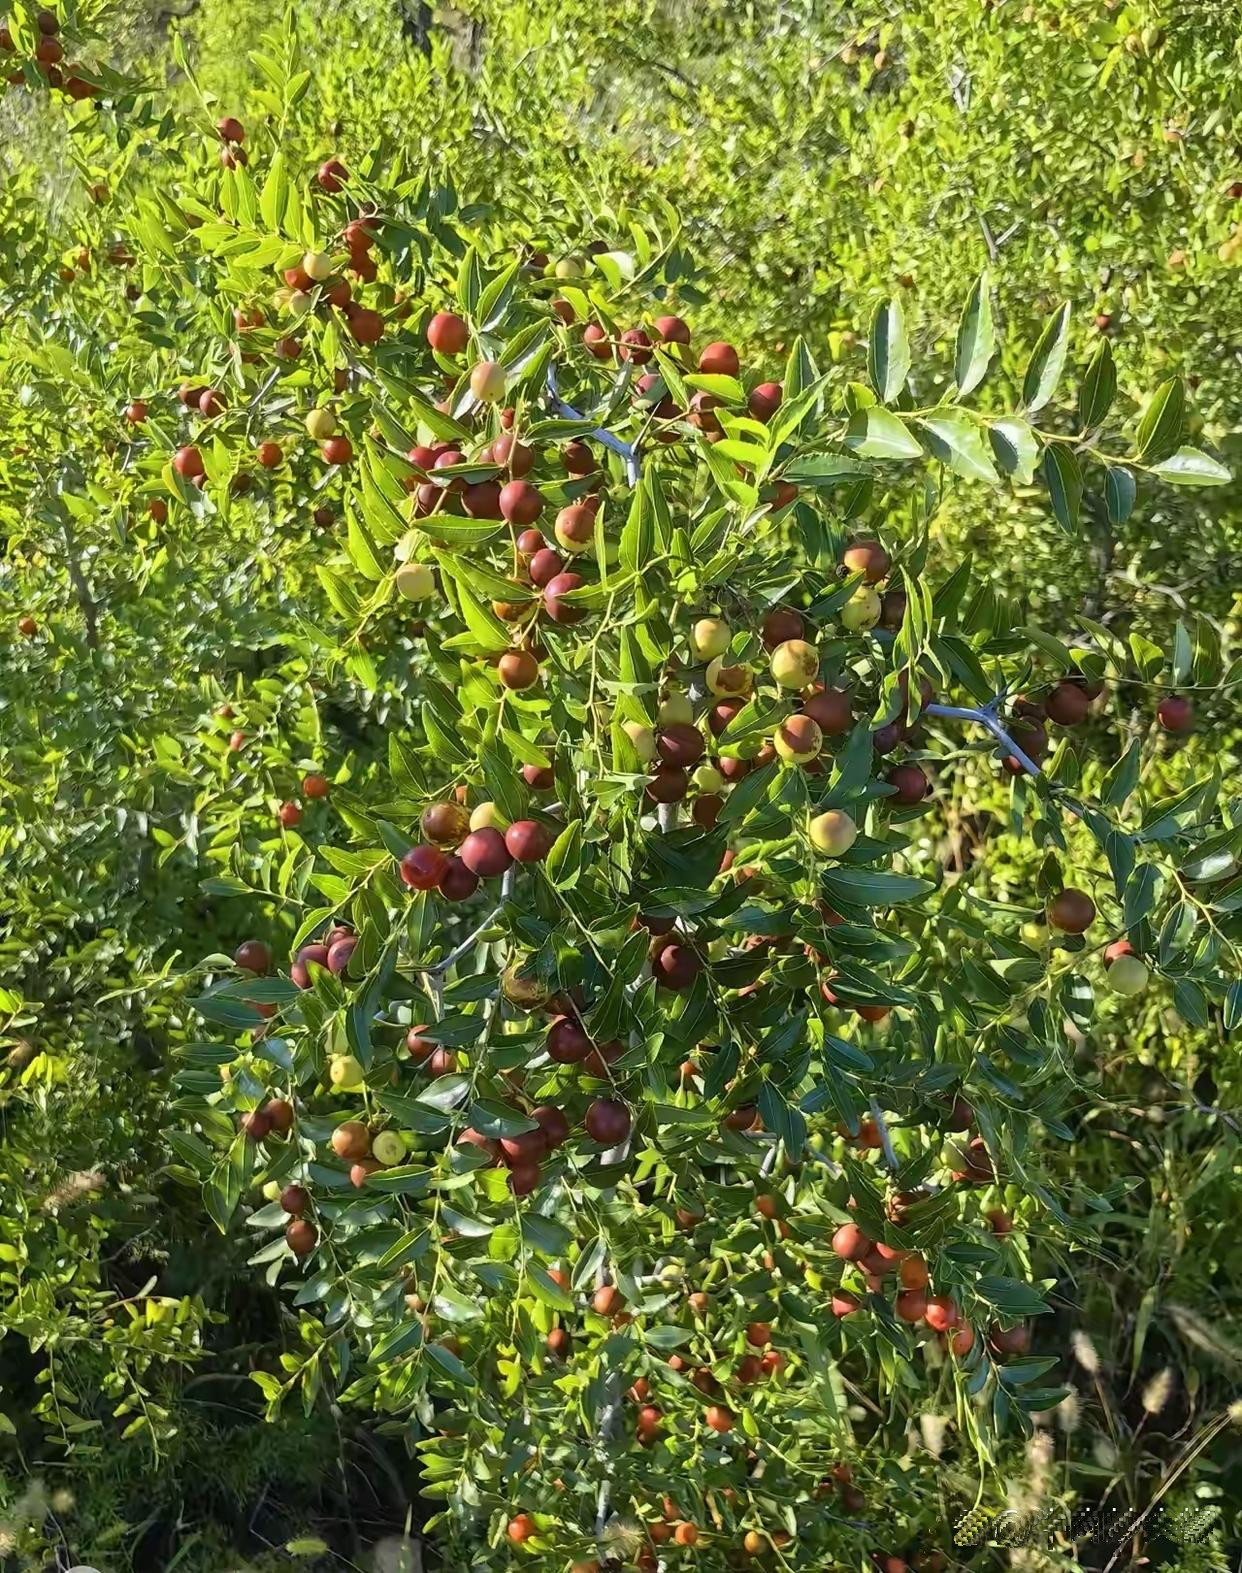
[546,364,641,485]
[925,702,1044,777]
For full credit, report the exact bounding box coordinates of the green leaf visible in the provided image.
[954,273,994,397]
[1022,303,1071,414]
[258,150,289,232]
[1040,446,1082,533]
[527,1263,574,1312]
[1104,465,1137,525]
[989,418,1039,485]
[545,819,584,890]
[1078,337,1116,430]
[1136,378,1185,465]
[844,407,922,461]
[1149,446,1231,487]
[425,1341,476,1386]
[975,1276,1053,1316]
[867,296,910,405]
[1225,982,1242,1033]
[918,414,1000,484]
[820,869,934,907]
[782,454,868,487]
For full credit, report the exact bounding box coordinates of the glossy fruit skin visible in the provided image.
[327,935,357,975]
[317,158,348,191]
[895,1289,928,1323]
[619,327,653,363]
[841,539,890,583]
[504,819,552,862]
[898,1255,929,1290]
[531,1105,570,1148]
[562,440,596,475]
[1107,953,1149,994]
[286,1219,317,1257]
[656,721,705,768]
[887,763,928,805]
[989,1322,1031,1356]
[500,480,544,526]
[1156,694,1193,733]
[554,503,595,554]
[234,939,271,974]
[257,441,282,468]
[654,314,691,344]
[775,714,822,763]
[585,1098,631,1144]
[704,1404,734,1433]
[698,341,740,377]
[173,445,205,479]
[1048,887,1095,933]
[748,381,783,420]
[923,1295,959,1332]
[809,809,857,856]
[496,649,540,690]
[593,1284,625,1316]
[399,844,449,890]
[770,638,820,688]
[803,687,852,734]
[321,436,354,464]
[280,1184,310,1216]
[459,827,513,878]
[290,942,330,990]
[331,1120,371,1161]
[1046,680,1091,725]
[216,115,244,142]
[302,772,330,800]
[426,311,468,355]
[543,572,585,624]
[831,1223,872,1260]
[522,763,555,792]
[421,801,470,846]
[652,941,700,991]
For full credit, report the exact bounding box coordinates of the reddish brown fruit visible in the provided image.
[234,939,271,974]
[500,481,544,526]
[585,1098,631,1145]
[1047,887,1095,933]
[841,539,889,583]
[506,1515,536,1544]
[317,158,349,192]
[887,763,928,805]
[803,687,852,735]
[895,1289,928,1323]
[923,1295,959,1332]
[546,1016,591,1064]
[593,1284,625,1316]
[1046,681,1091,726]
[832,1289,862,1317]
[331,1121,371,1160]
[278,801,302,828]
[698,341,739,377]
[704,1404,734,1433]
[761,608,805,648]
[499,649,540,690]
[652,941,701,991]
[989,1322,1031,1356]
[280,1183,310,1216]
[654,314,691,344]
[173,445,205,480]
[505,819,552,863]
[426,312,468,355]
[1156,694,1193,733]
[543,572,585,625]
[562,440,596,475]
[831,1223,872,1260]
[745,1321,771,1348]
[459,827,513,879]
[748,381,783,420]
[302,772,330,800]
[286,1219,317,1256]
[257,441,282,469]
[399,844,449,890]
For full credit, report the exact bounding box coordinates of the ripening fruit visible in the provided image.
[704,1404,734,1433]
[426,312,468,355]
[690,617,732,661]
[840,584,882,631]
[554,504,595,555]
[800,687,850,735]
[305,406,336,440]
[948,1322,976,1356]
[278,801,302,828]
[303,772,330,799]
[658,692,694,726]
[774,714,823,765]
[469,360,506,403]
[647,767,689,803]
[371,1129,406,1167]
[895,1290,927,1323]
[286,1219,317,1256]
[498,649,540,690]
[1156,694,1193,733]
[593,1284,625,1316]
[506,1515,536,1544]
[317,158,348,192]
[923,1295,959,1332]
[1045,681,1091,725]
[329,1055,366,1092]
[235,939,271,974]
[652,941,701,991]
[809,810,857,856]
[216,116,244,143]
[394,561,435,600]
[698,341,740,377]
[280,1184,310,1216]
[257,441,282,469]
[1047,887,1095,933]
[841,539,889,583]
[831,1222,872,1261]
[500,481,544,526]
[748,381,783,420]
[173,445,205,480]
[832,1289,862,1317]
[505,820,552,863]
[264,1099,295,1137]
[654,314,691,344]
[1107,953,1149,995]
[458,827,513,879]
[330,1120,371,1160]
[706,658,752,698]
[692,763,724,793]
[887,764,928,806]
[989,1322,1031,1356]
[585,1097,631,1144]
[770,639,820,689]
[421,801,470,845]
[623,720,658,761]
[399,844,449,890]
